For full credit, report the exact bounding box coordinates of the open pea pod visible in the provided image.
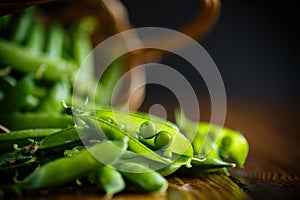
[93,109,193,158]
[79,109,193,161]
[77,114,172,166]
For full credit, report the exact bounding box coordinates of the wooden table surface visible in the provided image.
[8,97,300,200]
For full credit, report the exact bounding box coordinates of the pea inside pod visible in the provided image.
[139,121,157,139]
[84,109,193,160]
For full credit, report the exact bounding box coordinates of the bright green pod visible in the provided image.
[119,162,168,193]
[39,127,81,151]
[0,113,74,130]
[20,139,128,189]
[93,165,125,195]
[77,115,171,165]
[86,109,193,160]
[0,128,60,153]
[175,110,249,167]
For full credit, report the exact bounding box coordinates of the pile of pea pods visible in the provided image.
[0,6,124,130]
[0,104,249,196]
[0,6,249,198]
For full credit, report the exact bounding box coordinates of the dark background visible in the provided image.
[120,0,299,105]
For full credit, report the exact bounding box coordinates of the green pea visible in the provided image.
[81,109,193,161]
[154,131,173,149]
[139,121,157,139]
[78,115,171,165]
[119,162,168,193]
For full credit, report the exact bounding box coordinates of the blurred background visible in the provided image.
[120,0,300,180]
[120,0,299,106]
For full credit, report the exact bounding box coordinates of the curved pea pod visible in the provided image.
[85,109,193,160]
[120,150,191,177]
[19,139,128,189]
[90,165,126,195]
[175,110,249,167]
[0,128,60,153]
[77,114,172,166]
[0,38,78,81]
[119,162,168,193]
[0,113,74,130]
[217,127,249,167]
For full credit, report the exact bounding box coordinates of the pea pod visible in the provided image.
[11,7,34,44]
[119,162,168,193]
[38,127,83,152]
[84,109,193,159]
[175,110,249,167]
[0,113,74,130]
[91,165,125,195]
[19,139,128,189]
[26,20,45,54]
[0,38,77,81]
[0,128,60,153]
[46,23,64,60]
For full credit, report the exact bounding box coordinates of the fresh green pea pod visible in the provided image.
[0,113,74,130]
[71,19,95,97]
[38,127,81,152]
[86,109,193,159]
[217,128,249,167]
[19,139,128,189]
[91,165,125,195]
[46,23,64,60]
[77,114,172,165]
[0,128,60,153]
[175,110,249,167]
[11,7,34,44]
[36,80,71,113]
[119,150,191,177]
[26,20,45,54]
[95,59,125,106]
[119,162,168,193]
[0,38,77,81]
